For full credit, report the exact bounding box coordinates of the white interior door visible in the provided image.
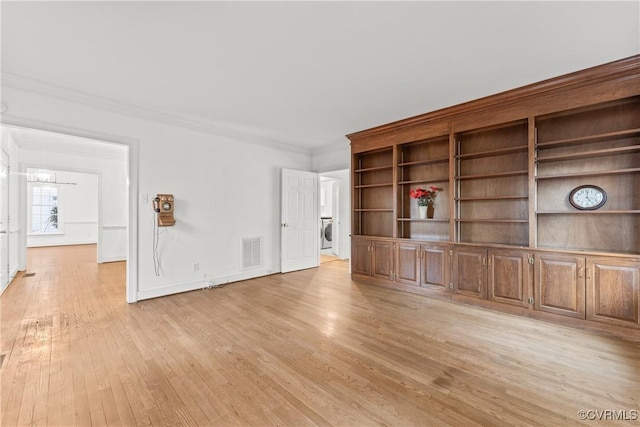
[0,150,9,289]
[281,168,318,273]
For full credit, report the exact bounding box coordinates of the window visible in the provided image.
[30,184,62,234]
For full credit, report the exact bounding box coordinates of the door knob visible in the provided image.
[282,223,289,228]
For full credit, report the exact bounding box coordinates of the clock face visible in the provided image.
[569,185,607,210]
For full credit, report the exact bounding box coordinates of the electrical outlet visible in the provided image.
[193,262,199,272]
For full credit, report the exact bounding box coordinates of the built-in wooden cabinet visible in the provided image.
[353,148,394,238]
[395,241,420,286]
[534,253,586,319]
[451,246,532,306]
[351,237,394,280]
[452,246,486,299]
[533,254,640,328]
[395,241,451,293]
[421,243,450,293]
[587,257,640,328]
[397,136,451,241]
[488,249,531,308]
[348,55,640,339]
[455,121,529,246]
[351,238,372,276]
[535,97,640,254]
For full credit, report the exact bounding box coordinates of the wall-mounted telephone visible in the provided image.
[153,194,176,226]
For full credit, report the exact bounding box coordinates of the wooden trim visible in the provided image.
[392,145,398,238]
[388,238,640,260]
[528,116,537,248]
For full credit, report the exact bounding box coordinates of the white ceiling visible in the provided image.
[2,1,639,152]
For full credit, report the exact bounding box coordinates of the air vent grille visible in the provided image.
[242,237,263,270]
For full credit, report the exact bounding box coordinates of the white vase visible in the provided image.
[418,205,427,219]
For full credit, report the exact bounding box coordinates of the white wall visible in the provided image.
[137,125,309,299]
[19,146,127,261]
[26,169,99,247]
[312,143,350,173]
[320,178,333,218]
[2,86,312,300]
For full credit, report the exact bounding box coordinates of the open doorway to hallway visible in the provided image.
[318,169,350,265]
[1,125,128,296]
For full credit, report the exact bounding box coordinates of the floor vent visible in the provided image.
[23,273,36,277]
[242,237,263,270]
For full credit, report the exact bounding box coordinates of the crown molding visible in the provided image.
[1,72,313,156]
[311,140,349,156]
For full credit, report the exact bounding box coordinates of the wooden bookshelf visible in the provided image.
[347,55,640,338]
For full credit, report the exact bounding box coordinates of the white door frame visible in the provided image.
[0,149,9,292]
[331,178,340,257]
[1,118,139,303]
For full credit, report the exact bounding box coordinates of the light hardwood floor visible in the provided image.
[1,244,639,426]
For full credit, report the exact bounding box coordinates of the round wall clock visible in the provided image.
[569,185,607,210]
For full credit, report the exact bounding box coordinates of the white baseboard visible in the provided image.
[1,266,22,296]
[136,267,279,301]
[213,267,279,286]
[99,255,126,263]
[137,279,205,301]
[27,240,98,248]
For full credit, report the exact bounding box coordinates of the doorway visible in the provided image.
[0,150,9,291]
[318,169,350,264]
[4,126,129,295]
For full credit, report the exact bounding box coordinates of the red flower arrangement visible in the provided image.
[409,186,443,206]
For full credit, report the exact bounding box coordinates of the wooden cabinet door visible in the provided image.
[372,240,394,280]
[534,253,585,319]
[396,242,420,286]
[488,249,530,307]
[453,246,486,299]
[421,243,450,292]
[351,238,372,276]
[587,257,640,328]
